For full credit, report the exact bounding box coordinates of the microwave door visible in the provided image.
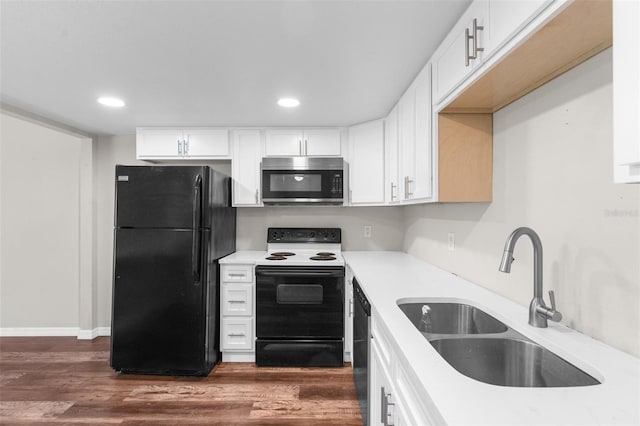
[262,170,344,204]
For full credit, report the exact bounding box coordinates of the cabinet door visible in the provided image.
[304,129,342,156]
[488,0,551,54]
[222,283,253,316]
[265,130,303,156]
[349,120,385,205]
[385,106,400,204]
[412,65,433,200]
[221,318,253,351]
[433,1,489,103]
[614,0,640,183]
[136,128,183,158]
[398,87,415,202]
[232,130,263,206]
[184,128,230,158]
[370,339,399,426]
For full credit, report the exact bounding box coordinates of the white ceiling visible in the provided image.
[0,0,471,136]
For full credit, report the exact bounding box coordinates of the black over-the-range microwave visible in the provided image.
[261,157,344,205]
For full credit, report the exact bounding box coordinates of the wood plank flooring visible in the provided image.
[0,337,362,425]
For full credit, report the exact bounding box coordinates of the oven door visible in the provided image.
[261,169,343,205]
[255,266,345,366]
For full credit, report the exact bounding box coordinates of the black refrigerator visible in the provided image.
[110,165,236,376]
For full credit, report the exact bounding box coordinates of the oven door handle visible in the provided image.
[256,269,344,278]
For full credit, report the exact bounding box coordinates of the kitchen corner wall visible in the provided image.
[403,49,640,358]
[94,135,403,327]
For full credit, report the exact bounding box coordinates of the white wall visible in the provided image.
[0,113,85,330]
[404,49,640,357]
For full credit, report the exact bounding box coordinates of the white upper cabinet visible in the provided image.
[182,128,229,158]
[433,1,489,104]
[136,127,230,160]
[384,106,400,204]
[348,119,385,205]
[136,128,184,158]
[399,64,433,203]
[487,0,552,53]
[265,129,341,156]
[232,130,263,206]
[614,0,640,183]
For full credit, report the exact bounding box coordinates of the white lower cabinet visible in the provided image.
[370,312,440,425]
[220,264,255,361]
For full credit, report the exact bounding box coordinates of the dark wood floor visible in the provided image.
[0,337,362,425]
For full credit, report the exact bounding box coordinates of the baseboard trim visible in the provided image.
[77,327,111,340]
[1,327,111,339]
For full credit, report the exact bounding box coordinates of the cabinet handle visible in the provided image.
[299,139,303,156]
[304,139,308,156]
[177,139,182,155]
[228,333,246,337]
[381,387,395,426]
[255,189,259,204]
[390,183,397,201]
[348,298,353,317]
[472,18,484,59]
[228,300,246,303]
[407,177,414,197]
[465,27,472,67]
[466,18,484,66]
[184,138,189,156]
[404,176,409,199]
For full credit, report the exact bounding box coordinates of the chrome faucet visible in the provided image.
[499,227,562,328]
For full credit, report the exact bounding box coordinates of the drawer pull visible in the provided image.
[228,300,246,303]
[228,333,246,337]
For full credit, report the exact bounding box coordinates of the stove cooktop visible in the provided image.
[256,227,344,267]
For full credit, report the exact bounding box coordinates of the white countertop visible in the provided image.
[219,250,265,264]
[343,251,640,425]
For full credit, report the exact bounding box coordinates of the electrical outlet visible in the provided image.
[364,225,373,238]
[448,233,455,251]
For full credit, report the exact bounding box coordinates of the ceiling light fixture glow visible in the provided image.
[97,97,125,107]
[277,98,300,108]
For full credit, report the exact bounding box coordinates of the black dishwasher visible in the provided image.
[352,277,371,425]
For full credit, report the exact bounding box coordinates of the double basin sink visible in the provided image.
[397,301,600,387]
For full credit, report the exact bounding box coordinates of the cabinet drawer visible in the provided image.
[221,265,253,283]
[222,284,253,316]
[221,318,253,350]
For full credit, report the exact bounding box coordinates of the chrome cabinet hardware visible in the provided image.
[380,387,395,426]
[255,189,259,204]
[465,17,485,66]
[390,182,397,200]
[177,139,183,155]
[184,138,189,155]
[228,300,246,304]
[228,332,246,337]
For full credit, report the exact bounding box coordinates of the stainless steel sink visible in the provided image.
[429,338,600,387]
[398,302,508,334]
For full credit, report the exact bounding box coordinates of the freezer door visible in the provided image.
[110,228,216,375]
[115,165,208,229]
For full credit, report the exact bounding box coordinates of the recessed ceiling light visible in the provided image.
[97,97,125,107]
[277,98,300,108]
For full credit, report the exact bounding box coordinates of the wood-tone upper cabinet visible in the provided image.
[136,127,230,160]
[433,1,489,104]
[384,105,400,204]
[231,130,263,207]
[613,0,640,184]
[265,129,341,157]
[399,64,433,203]
[348,119,385,205]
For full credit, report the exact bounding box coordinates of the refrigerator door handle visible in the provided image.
[192,175,203,282]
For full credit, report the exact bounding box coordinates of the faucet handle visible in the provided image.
[548,290,557,310]
[547,291,563,322]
